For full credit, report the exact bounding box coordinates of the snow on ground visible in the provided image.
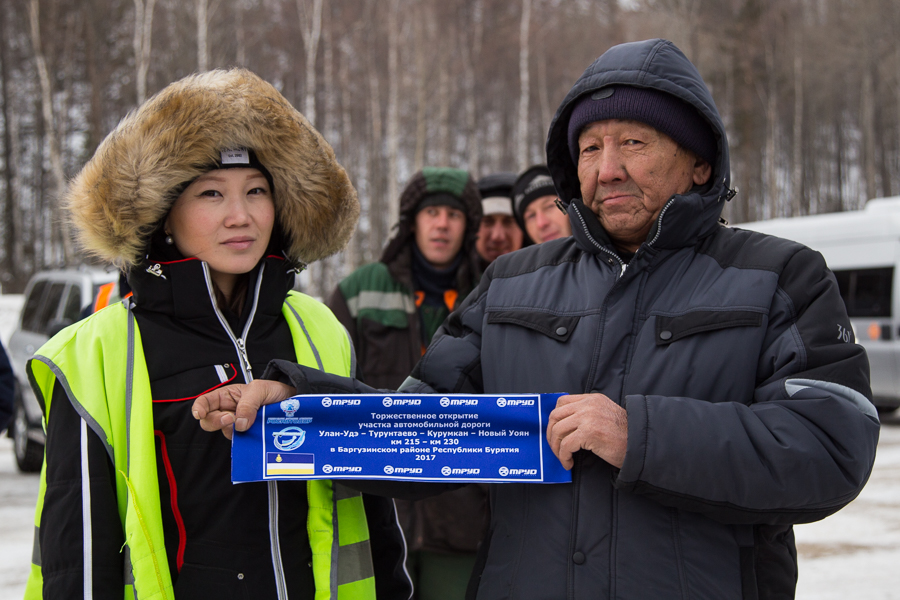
[794,411,900,599]
[0,436,38,599]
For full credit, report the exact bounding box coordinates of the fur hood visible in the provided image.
[65,68,360,268]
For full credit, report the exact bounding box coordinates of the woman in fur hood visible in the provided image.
[24,69,410,600]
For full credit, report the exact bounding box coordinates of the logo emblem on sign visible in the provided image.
[383,397,393,407]
[280,398,300,418]
[322,397,333,407]
[499,467,509,477]
[384,465,395,474]
[272,427,306,451]
[497,397,507,407]
[440,397,450,407]
[322,464,333,474]
[441,466,452,476]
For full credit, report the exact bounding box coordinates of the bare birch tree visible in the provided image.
[791,34,804,215]
[385,0,401,220]
[133,0,157,104]
[196,0,208,71]
[297,0,323,125]
[29,0,73,263]
[516,0,532,170]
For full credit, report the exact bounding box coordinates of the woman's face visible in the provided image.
[166,168,275,294]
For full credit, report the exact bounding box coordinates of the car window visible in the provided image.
[35,283,66,334]
[20,281,48,333]
[62,284,83,323]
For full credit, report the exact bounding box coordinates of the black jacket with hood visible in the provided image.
[263,39,880,599]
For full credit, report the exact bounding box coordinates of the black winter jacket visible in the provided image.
[265,39,880,599]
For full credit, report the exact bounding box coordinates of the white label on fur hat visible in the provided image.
[221,147,250,165]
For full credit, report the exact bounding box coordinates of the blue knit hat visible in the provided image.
[567,86,717,167]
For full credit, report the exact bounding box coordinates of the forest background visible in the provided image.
[0,0,897,297]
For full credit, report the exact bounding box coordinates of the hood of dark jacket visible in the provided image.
[65,68,360,270]
[546,39,732,252]
[380,167,483,292]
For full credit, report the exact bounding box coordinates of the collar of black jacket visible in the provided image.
[567,190,725,257]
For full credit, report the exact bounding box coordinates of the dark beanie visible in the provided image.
[567,86,717,167]
[512,165,557,225]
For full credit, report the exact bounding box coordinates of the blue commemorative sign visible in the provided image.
[232,393,571,484]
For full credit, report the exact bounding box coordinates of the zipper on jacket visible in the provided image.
[646,197,676,248]
[201,263,289,600]
[572,202,627,277]
[567,452,584,600]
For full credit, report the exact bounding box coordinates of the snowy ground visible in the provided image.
[0,294,898,598]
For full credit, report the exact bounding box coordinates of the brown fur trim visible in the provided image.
[65,69,359,267]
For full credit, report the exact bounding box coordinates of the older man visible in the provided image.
[197,39,878,599]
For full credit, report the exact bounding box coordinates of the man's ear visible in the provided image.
[692,157,712,186]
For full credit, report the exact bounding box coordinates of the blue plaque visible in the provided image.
[232,393,571,484]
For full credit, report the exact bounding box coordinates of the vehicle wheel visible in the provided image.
[12,399,43,473]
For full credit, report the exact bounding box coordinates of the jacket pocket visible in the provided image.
[174,562,250,599]
[486,309,580,342]
[655,310,763,346]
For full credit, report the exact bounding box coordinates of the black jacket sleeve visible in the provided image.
[39,381,125,598]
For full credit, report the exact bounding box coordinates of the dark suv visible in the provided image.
[7,269,117,471]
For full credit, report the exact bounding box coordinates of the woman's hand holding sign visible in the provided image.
[193,380,296,440]
[546,393,628,469]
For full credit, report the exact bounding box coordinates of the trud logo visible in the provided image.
[322,464,333,474]
[272,427,306,451]
[497,397,507,407]
[440,397,450,407]
[383,397,393,407]
[280,398,300,418]
[441,466,452,476]
[499,467,509,477]
[322,397,333,407]
[384,465,395,475]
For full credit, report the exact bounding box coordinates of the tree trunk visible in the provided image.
[196,0,208,71]
[763,41,777,218]
[861,67,877,203]
[516,0,532,170]
[133,0,157,104]
[385,0,400,221]
[791,38,803,215]
[29,0,73,264]
[466,0,483,175]
[0,2,18,289]
[413,3,428,172]
[339,37,358,271]
[297,0,323,125]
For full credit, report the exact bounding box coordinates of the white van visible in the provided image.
[738,197,900,412]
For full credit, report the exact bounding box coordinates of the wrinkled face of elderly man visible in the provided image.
[566,86,718,254]
[576,119,711,253]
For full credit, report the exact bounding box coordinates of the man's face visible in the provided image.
[523,195,572,244]
[413,205,467,268]
[476,213,524,263]
[576,119,711,252]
